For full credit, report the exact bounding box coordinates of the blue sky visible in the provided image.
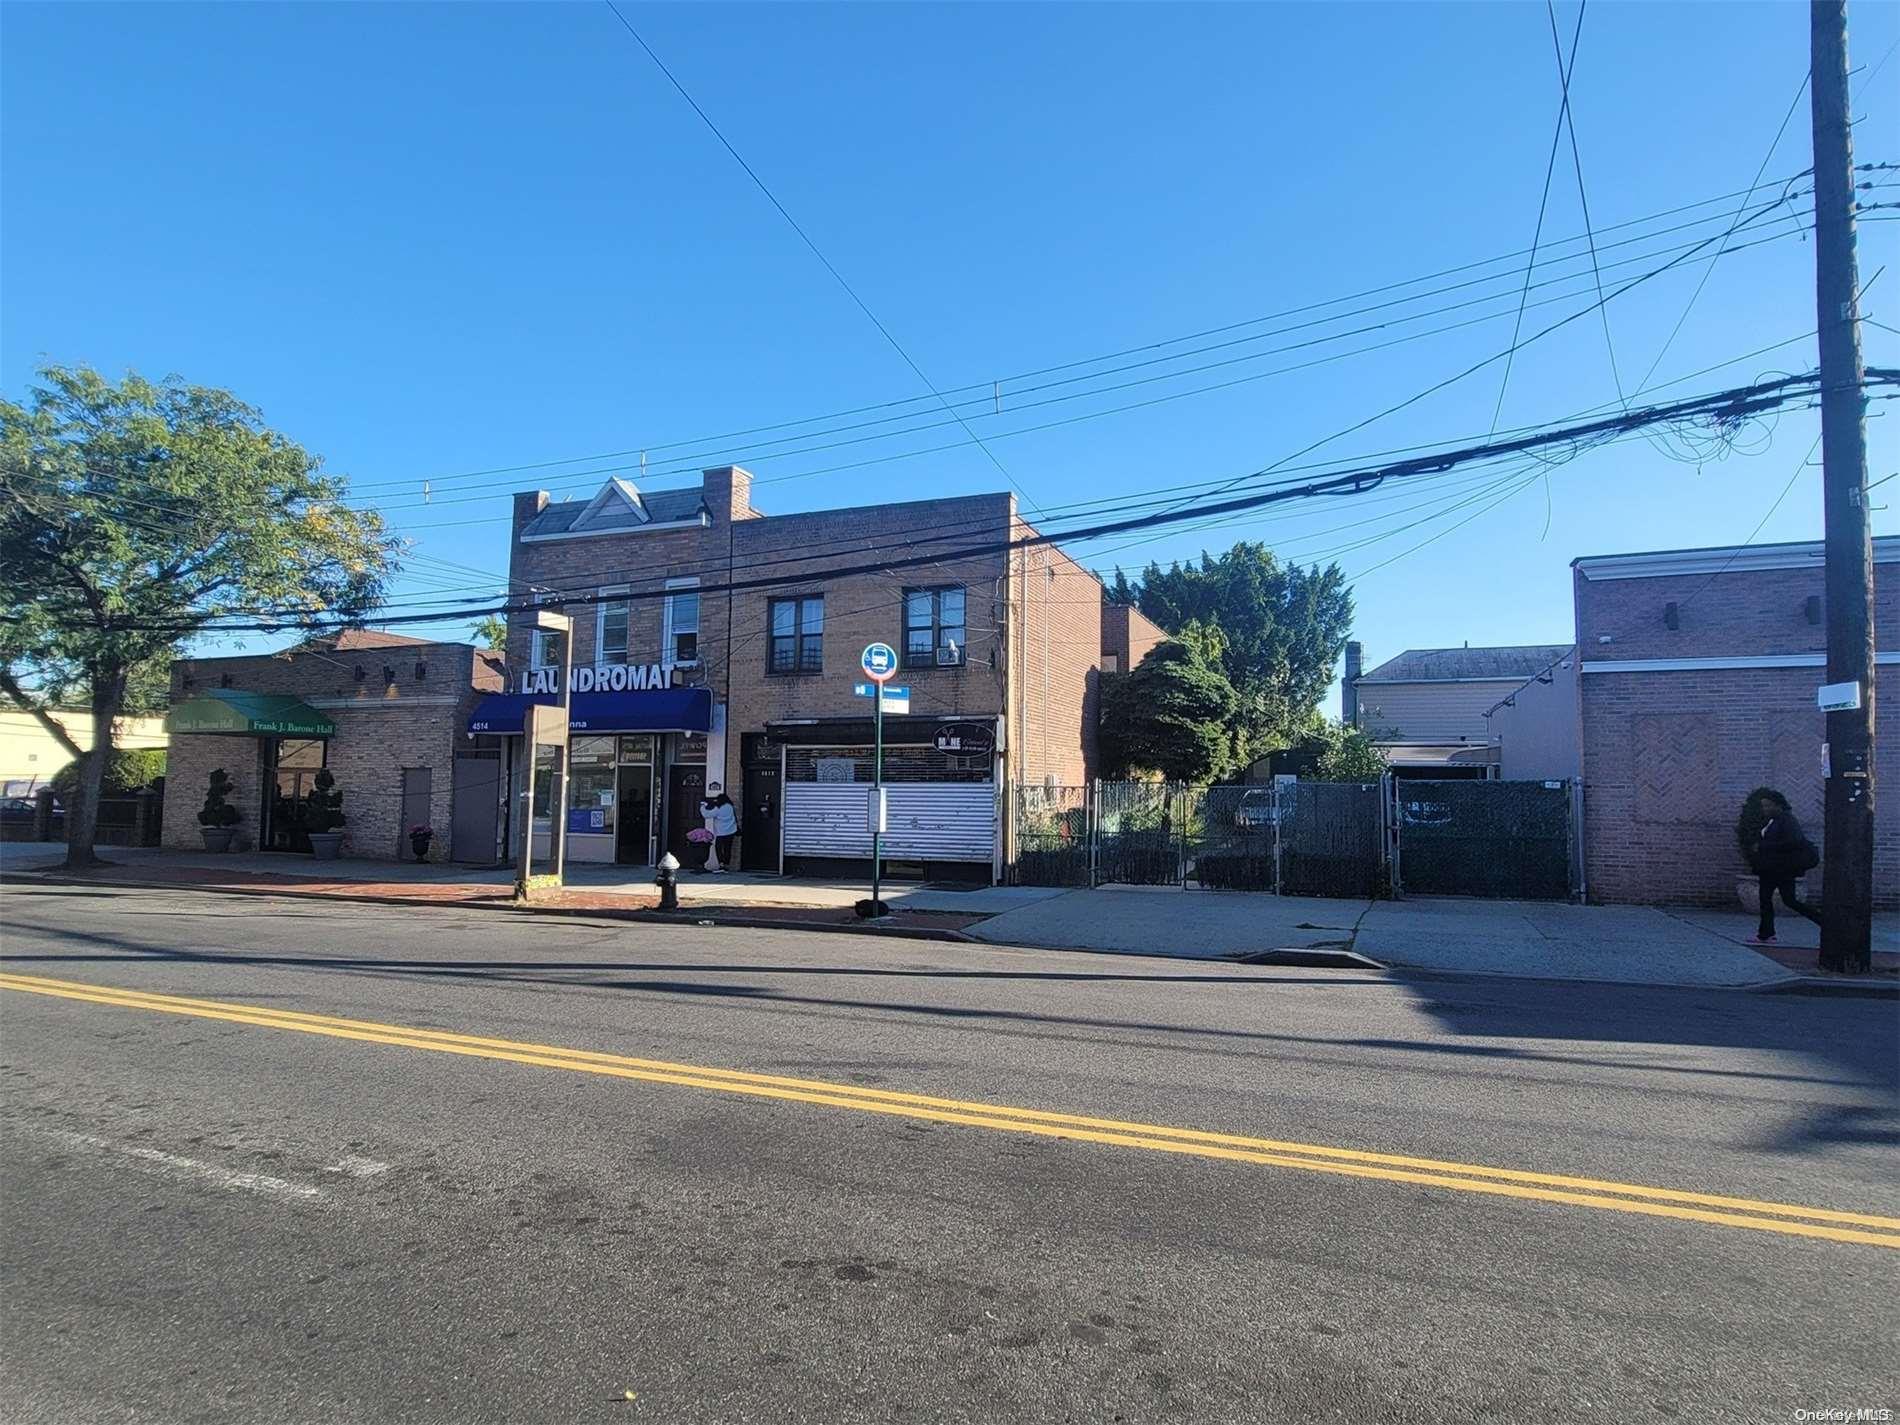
[4,1,1896,694]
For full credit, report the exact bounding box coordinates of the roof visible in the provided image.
[1356,644,1574,684]
[295,628,437,653]
[520,478,710,539]
[1573,534,1900,580]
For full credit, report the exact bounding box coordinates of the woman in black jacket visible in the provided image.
[1752,794,1823,944]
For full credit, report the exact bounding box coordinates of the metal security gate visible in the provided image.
[1278,781,1387,897]
[1394,779,1572,900]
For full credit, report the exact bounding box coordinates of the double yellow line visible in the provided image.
[4,969,1897,1250]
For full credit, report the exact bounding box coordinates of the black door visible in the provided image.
[665,763,707,866]
[740,734,780,873]
[615,765,652,865]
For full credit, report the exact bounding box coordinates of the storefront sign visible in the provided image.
[520,663,683,695]
[933,721,995,756]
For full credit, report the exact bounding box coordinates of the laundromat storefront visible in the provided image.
[466,687,715,867]
[767,715,1002,883]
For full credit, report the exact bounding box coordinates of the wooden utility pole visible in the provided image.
[1810,0,1876,975]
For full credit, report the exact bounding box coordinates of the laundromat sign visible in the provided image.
[518,663,685,695]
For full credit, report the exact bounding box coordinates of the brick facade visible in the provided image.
[162,637,500,862]
[1100,603,1168,676]
[1576,541,1898,907]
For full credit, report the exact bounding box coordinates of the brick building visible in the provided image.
[162,630,505,862]
[473,466,1123,880]
[1100,602,1168,676]
[1575,536,1898,907]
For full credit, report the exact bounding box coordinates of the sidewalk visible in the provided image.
[5,844,1894,988]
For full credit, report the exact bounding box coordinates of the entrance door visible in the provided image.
[740,734,780,873]
[451,751,500,862]
[615,765,653,865]
[665,763,706,865]
[266,737,326,852]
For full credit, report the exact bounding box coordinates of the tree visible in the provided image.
[473,615,508,652]
[1301,719,1388,782]
[50,747,167,800]
[1136,542,1353,765]
[1099,639,1240,783]
[1,365,396,867]
[1105,567,1138,607]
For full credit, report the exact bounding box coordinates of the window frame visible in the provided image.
[662,577,701,667]
[594,584,630,668]
[767,595,825,676]
[902,585,968,669]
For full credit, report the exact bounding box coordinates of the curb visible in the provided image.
[13,871,982,946]
[1746,973,1900,998]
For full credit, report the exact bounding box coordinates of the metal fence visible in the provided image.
[1010,776,1573,901]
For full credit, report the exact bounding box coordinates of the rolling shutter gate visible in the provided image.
[779,736,997,866]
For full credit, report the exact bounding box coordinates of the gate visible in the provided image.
[1394,779,1572,900]
[1095,781,1187,886]
[1278,781,1387,897]
[1010,783,1091,886]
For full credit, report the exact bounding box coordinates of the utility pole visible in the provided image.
[1810,0,1876,975]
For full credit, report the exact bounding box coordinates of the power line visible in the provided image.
[54,369,1892,638]
[597,0,1038,510]
[1549,0,1625,412]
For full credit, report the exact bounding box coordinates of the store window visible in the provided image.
[903,586,966,667]
[674,732,707,764]
[769,596,824,674]
[596,587,630,664]
[664,579,700,665]
[617,735,656,765]
[568,736,617,835]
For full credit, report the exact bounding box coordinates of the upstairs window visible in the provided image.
[595,586,629,664]
[769,597,824,674]
[664,580,700,665]
[904,587,966,667]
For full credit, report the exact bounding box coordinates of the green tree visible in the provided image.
[1099,639,1240,783]
[473,614,508,652]
[1137,543,1353,765]
[1105,567,1138,607]
[1,365,396,867]
[50,747,167,800]
[1300,719,1388,782]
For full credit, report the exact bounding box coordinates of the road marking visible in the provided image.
[324,1155,390,1178]
[34,1127,324,1203]
[4,970,1897,1249]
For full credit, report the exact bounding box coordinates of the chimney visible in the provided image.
[513,489,549,538]
[702,465,755,524]
[1342,641,1363,726]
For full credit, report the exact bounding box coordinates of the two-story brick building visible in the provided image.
[469,466,1114,881]
[1574,535,1898,907]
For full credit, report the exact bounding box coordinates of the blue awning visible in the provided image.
[467,688,713,735]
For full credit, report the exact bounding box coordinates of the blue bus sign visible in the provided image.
[860,642,899,683]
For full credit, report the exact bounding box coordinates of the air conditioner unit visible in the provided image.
[936,647,963,666]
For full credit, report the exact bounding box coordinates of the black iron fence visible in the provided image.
[0,788,163,847]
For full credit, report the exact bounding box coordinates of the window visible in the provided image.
[531,628,558,670]
[769,596,824,674]
[1102,654,1119,674]
[903,586,966,667]
[595,586,629,665]
[664,579,700,665]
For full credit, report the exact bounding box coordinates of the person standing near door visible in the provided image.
[699,782,739,874]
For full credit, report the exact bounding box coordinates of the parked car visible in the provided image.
[0,795,43,825]
[1233,788,1278,830]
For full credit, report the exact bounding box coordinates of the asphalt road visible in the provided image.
[0,881,1895,1424]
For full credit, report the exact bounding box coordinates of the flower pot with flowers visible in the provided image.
[409,824,434,862]
[686,826,715,870]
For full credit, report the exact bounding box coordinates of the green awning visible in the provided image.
[165,691,336,738]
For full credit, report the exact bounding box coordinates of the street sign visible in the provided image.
[525,701,569,746]
[860,642,899,683]
[933,721,996,756]
[855,682,909,713]
[1817,679,1862,712]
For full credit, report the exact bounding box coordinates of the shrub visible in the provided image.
[51,748,167,800]
[197,768,240,828]
[304,768,346,834]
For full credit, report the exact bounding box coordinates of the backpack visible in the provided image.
[1794,837,1821,873]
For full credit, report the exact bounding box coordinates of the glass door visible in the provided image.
[266,738,326,852]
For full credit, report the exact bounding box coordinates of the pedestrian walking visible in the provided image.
[1750,792,1822,944]
[699,782,739,874]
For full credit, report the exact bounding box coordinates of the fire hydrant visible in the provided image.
[655,852,681,912]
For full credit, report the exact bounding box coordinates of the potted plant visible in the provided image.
[409,823,434,862]
[1734,786,1783,915]
[197,768,241,852]
[303,768,346,860]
